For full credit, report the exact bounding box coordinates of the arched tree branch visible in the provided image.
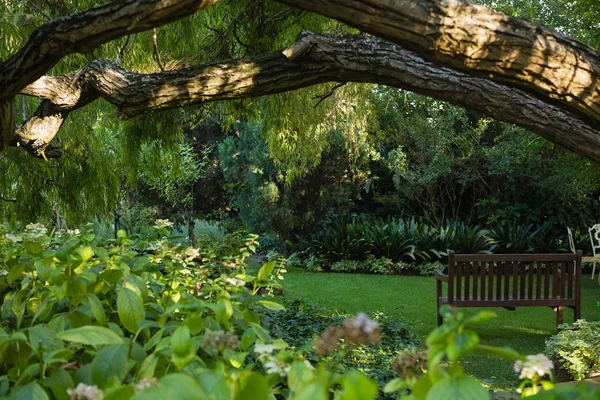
[15,33,600,163]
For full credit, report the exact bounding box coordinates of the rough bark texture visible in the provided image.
[278,0,600,124]
[16,33,600,162]
[1,0,600,164]
[0,0,221,100]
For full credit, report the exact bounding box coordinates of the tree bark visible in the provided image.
[0,0,221,101]
[277,0,600,125]
[16,33,600,162]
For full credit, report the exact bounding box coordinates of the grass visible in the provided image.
[280,266,600,391]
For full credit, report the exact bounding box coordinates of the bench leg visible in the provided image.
[436,280,443,326]
[555,306,564,326]
[574,304,581,323]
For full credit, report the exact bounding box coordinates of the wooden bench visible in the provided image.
[435,251,581,326]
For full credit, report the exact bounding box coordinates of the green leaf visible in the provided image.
[240,329,256,351]
[337,370,378,400]
[426,376,490,400]
[197,372,231,400]
[288,361,315,393]
[464,311,496,326]
[171,325,195,370]
[446,330,479,361]
[46,369,73,400]
[248,322,271,343]
[117,287,145,334]
[233,371,269,400]
[257,300,285,311]
[257,261,277,281]
[56,326,124,346]
[87,294,107,326]
[475,345,523,361]
[383,378,408,393]
[132,373,207,400]
[13,382,49,400]
[103,385,135,400]
[294,383,328,400]
[91,344,129,388]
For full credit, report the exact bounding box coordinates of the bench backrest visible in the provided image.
[447,251,581,304]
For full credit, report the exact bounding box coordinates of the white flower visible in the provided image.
[254,343,275,354]
[67,383,104,400]
[350,312,380,334]
[153,219,173,230]
[4,233,22,243]
[23,223,47,240]
[226,277,245,287]
[514,354,553,380]
[135,377,158,394]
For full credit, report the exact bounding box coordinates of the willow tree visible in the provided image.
[0,0,599,221]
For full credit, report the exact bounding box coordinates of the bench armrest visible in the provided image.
[434,270,448,282]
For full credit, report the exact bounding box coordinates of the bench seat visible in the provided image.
[436,251,582,326]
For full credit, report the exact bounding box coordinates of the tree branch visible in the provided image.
[0,0,222,101]
[15,33,600,163]
[277,0,600,125]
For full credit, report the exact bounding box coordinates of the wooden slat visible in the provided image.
[559,261,566,298]
[512,261,519,299]
[536,262,542,299]
[464,263,470,301]
[496,262,502,300]
[504,261,510,300]
[454,253,579,262]
[448,251,455,302]
[480,261,486,300]
[567,261,573,299]
[456,262,463,301]
[519,262,526,299]
[473,262,479,300]
[527,261,534,300]
[544,262,550,300]
[443,298,577,307]
[488,261,494,300]
[552,262,558,299]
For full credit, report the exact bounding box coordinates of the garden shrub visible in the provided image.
[331,259,362,272]
[0,222,386,399]
[261,299,417,396]
[546,320,600,380]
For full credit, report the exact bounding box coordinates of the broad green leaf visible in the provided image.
[197,372,230,400]
[249,322,271,343]
[56,326,123,346]
[257,261,277,281]
[47,369,74,400]
[91,344,129,388]
[426,376,490,400]
[104,385,135,400]
[117,287,144,334]
[337,370,378,400]
[131,373,207,400]
[87,293,107,326]
[257,300,285,311]
[288,361,315,393]
[383,378,408,393]
[171,325,195,370]
[446,330,479,361]
[233,371,269,400]
[293,382,328,400]
[13,382,49,400]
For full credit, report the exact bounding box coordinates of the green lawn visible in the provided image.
[281,267,600,391]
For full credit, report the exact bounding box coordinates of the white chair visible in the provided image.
[588,224,600,279]
[567,226,600,279]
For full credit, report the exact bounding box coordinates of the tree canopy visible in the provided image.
[0,0,599,223]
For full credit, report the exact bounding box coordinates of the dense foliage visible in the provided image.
[546,320,600,381]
